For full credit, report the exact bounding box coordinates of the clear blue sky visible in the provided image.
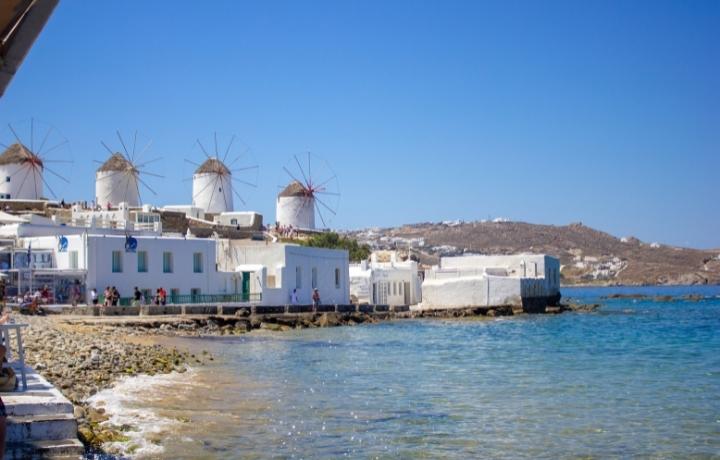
[1,0,718,248]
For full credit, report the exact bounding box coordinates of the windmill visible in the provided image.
[276,152,340,230]
[185,132,258,214]
[0,118,73,201]
[95,131,162,208]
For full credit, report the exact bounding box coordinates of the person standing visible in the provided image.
[90,288,98,306]
[312,289,320,307]
[291,288,298,305]
[132,287,142,307]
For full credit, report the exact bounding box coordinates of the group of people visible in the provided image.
[101,286,121,306]
[291,288,322,306]
[131,287,168,306]
[274,222,297,239]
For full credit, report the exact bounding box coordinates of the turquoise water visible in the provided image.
[90,286,720,458]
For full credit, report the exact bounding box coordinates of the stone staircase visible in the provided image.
[3,365,84,459]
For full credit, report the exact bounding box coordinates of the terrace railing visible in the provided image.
[99,293,261,306]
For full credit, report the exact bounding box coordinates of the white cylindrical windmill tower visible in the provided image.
[0,143,44,200]
[192,158,233,214]
[276,180,315,230]
[95,153,140,208]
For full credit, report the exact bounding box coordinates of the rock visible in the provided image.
[78,425,95,444]
[260,322,283,332]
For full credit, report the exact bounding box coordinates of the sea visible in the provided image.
[87,285,720,459]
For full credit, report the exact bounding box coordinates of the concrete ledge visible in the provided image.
[373,305,390,312]
[140,305,182,315]
[287,304,314,313]
[182,305,220,315]
[316,304,335,313]
[391,305,410,312]
[221,306,251,315]
[336,304,356,313]
[254,305,286,315]
[358,305,374,313]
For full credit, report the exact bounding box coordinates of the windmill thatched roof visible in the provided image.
[195,158,230,175]
[278,180,309,198]
[97,153,135,172]
[0,143,43,167]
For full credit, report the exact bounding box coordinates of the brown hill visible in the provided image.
[346,221,720,286]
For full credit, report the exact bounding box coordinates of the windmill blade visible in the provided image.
[182,177,194,183]
[38,169,57,199]
[227,147,251,168]
[315,190,340,196]
[223,134,236,163]
[196,139,212,159]
[7,123,23,146]
[43,159,74,164]
[282,166,305,188]
[294,196,311,219]
[100,141,114,155]
[184,158,201,167]
[116,130,130,159]
[30,118,34,152]
[38,139,69,157]
[214,132,219,157]
[294,154,310,188]
[307,151,311,187]
[131,131,138,162]
[316,201,328,228]
[36,125,53,156]
[221,176,229,211]
[137,175,158,196]
[231,177,257,188]
[137,170,164,179]
[313,174,337,191]
[134,157,162,169]
[135,139,153,161]
[44,165,71,184]
[231,165,259,173]
[232,188,246,206]
[315,195,337,215]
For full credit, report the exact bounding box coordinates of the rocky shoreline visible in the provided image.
[17,303,594,456]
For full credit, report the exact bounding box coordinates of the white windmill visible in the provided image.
[276,152,340,230]
[186,133,258,215]
[95,131,162,208]
[0,119,72,200]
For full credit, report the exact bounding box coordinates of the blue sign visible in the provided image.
[58,236,68,253]
[125,235,138,253]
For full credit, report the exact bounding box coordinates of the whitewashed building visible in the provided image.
[349,251,422,305]
[192,158,233,214]
[419,254,561,310]
[217,239,350,305]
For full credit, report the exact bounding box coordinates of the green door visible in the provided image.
[242,272,250,301]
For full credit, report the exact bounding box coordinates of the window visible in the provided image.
[399,283,404,295]
[193,252,203,273]
[111,251,122,273]
[295,266,302,289]
[230,218,238,225]
[335,268,341,289]
[137,251,148,272]
[5,177,9,182]
[190,288,201,300]
[392,282,397,296]
[170,288,180,302]
[69,251,78,269]
[163,252,173,273]
[311,267,317,288]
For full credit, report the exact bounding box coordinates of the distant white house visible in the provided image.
[419,254,560,310]
[349,251,422,305]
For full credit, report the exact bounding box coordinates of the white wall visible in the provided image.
[420,275,523,309]
[193,173,233,214]
[213,212,261,228]
[276,196,314,229]
[95,170,140,208]
[0,163,43,199]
